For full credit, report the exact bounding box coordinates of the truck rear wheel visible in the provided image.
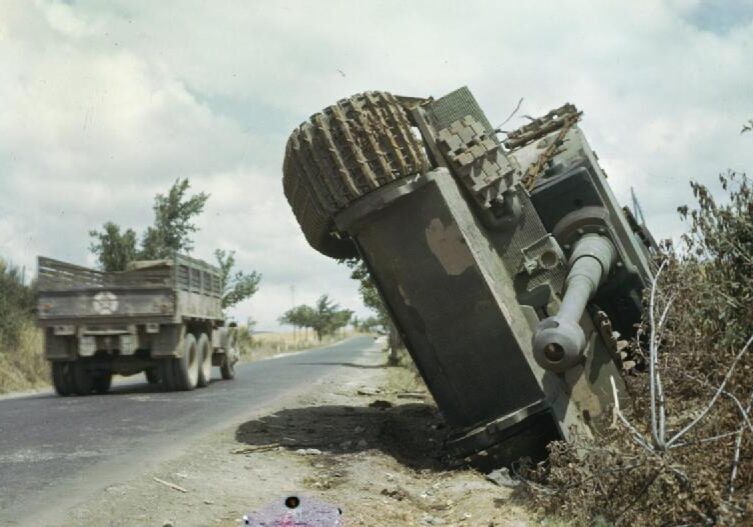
[72,363,93,396]
[159,359,177,391]
[220,332,238,380]
[92,372,112,394]
[283,91,430,258]
[51,362,74,396]
[173,333,199,391]
[197,333,212,387]
[145,368,160,384]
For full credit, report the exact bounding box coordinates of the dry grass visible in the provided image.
[0,320,48,394]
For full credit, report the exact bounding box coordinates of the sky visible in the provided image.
[1,0,752,330]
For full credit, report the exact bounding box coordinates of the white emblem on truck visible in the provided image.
[92,291,118,315]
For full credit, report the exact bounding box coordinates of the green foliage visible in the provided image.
[140,178,209,260]
[0,259,35,345]
[279,304,317,328]
[89,178,208,269]
[88,178,260,310]
[279,295,352,340]
[88,222,138,272]
[352,315,382,333]
[677,172,753,352]
[215,249,262,309]
[343,258,389,328]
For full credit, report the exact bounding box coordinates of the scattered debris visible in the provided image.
[153,477,188,494]
[231,443,279,454]
[295,448,323,456]
[380,486,409,501]
[396,392,425,400]
[485,468,520,488]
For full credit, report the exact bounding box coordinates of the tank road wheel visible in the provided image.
[197,333,212,388]
[220,332,238,380]
[282,91,431,258]
[92,371,112,394]
[71,363,94,396]
[173,333,200,391]
[51,362,74,396]
[159,359,177,392]
[145,368,161,384]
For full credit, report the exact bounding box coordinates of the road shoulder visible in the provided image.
[60,348,536,527]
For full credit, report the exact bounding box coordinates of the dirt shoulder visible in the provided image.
[60,347,542,527]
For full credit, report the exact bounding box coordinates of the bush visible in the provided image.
[527,173,753,526]
[0,260,46,392]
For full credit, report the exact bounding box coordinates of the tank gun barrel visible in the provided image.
[533,234,616,372]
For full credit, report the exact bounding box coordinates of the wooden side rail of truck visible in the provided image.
[36,255,239,396]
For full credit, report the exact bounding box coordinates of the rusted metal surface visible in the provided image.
[503,103,581,149]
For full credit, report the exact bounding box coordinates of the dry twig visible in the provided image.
[153,476,188,493]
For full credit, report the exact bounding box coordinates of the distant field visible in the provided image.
[238,329,368,362]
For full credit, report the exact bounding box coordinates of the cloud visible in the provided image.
[1,0,752,330]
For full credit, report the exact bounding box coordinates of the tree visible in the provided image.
[88,222,139,272]
[88,178,261,310]
[215,249,261,309]
[354,315,382,333]
[140,178,209,260]
[343,257,402,362]
[343,258,389,327]
[279,295,352,341]
[279,304,317,333]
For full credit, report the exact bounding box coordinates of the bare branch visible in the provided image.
[611,375,655,453]
[649,260,669,449]
[667,334,753,448]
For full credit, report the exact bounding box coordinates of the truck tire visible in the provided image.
[173,333,199,391]
[145,368,160,384]
[51,362,74,396]
[220,355,235,380]
[220,332,238,380]
[159,359,177,391]
[72,363,93,396]
[197,333,212,387]
[92,372,112,394]
[283,91,430,259]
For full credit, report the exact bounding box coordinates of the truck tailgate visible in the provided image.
[37,288,175,321]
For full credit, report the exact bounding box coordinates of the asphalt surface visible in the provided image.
[0,336,374,526]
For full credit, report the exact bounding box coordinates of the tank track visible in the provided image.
[283,91,430,258]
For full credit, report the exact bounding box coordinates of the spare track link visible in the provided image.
[283,91,430,258]
[436,115,518,210]
[503,103,580,150]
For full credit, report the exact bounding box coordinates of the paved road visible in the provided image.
[0,336,375,526]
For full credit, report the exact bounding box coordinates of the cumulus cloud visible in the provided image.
[1,0,752,329]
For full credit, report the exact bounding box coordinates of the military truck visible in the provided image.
[283,88,655,469]
[36,254,239,396]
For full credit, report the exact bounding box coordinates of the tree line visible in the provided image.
[278,294,353,341]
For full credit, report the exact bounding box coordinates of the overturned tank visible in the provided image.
[282,88,655,469]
